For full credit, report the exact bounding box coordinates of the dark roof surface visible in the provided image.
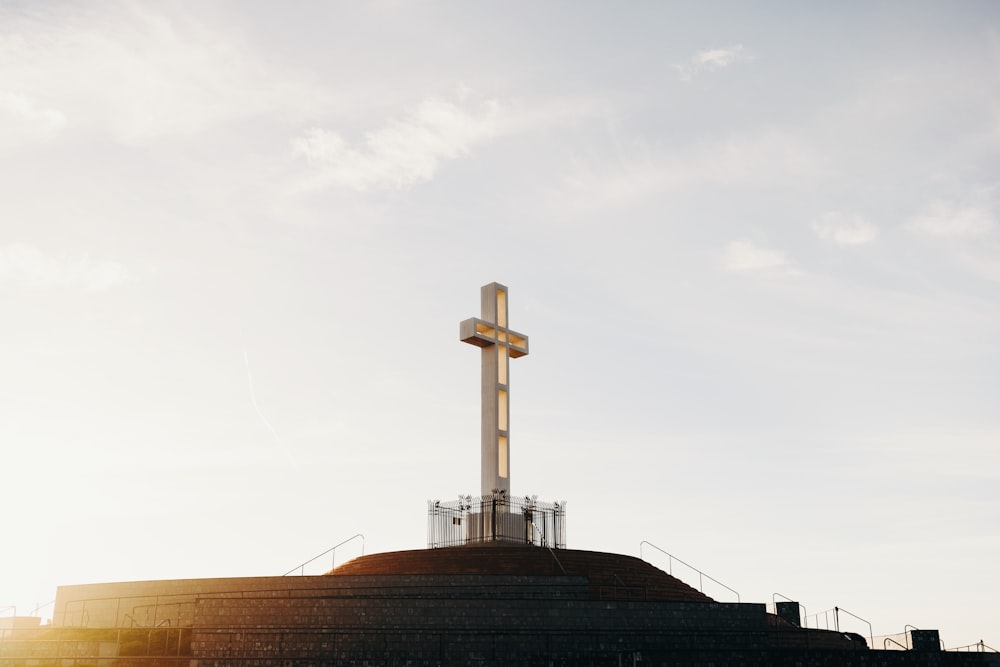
[329,544,715,603]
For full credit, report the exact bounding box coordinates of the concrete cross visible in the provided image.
[460,283,529,496]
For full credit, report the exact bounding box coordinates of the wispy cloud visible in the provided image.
[813,211,879,245]
[0,4,332,144]
[0,92,67,146]
[0,243,130,291]
[906,200,995,238]
[291,95,501,192]
[243,348,291,462]
[957,244,1000,282]
[722,240,790,272]
[674,44,753,82]
[551,128,817,217]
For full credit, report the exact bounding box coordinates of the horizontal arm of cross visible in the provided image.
[459,318,529,358]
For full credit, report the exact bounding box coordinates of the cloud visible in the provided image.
[0,4,332,144]
[906,200,995,238]
[291,96,501,192]
[0,244,130,291]
[722,240,790,272]
[0,91,67,146]
[813,212,879,245]
[551,128,818,217]
[957,244,1000,282]
[674,44,753,82]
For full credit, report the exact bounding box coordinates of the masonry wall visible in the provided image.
[38,574,1000,667]
[190,585,766,666]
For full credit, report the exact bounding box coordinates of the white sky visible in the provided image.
[1,0,998,648]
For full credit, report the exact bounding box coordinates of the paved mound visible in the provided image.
[329,544,715,603]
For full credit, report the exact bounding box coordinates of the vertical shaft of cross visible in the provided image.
[460,283,529,496]
[480,286,509,495]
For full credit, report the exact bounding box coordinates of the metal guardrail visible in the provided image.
[428,493,566,549]
[804,606,873,648]
[639,541,740,602]
[884,637,908,650]
[948,640,999,653]
[282,534,364,576]
[873,631,909,651]
[530,519,566,574]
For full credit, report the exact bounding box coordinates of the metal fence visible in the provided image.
[427,493,566,548]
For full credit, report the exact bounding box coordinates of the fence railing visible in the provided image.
[873,631,909,650]
[428,493,566,548]
[948,640,998,653]
[639,541,740,602]
[282,534,364,576]
[804,606,873,648]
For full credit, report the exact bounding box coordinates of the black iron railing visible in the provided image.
[427,492,566,548]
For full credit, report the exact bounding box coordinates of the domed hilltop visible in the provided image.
[329,543,714,603]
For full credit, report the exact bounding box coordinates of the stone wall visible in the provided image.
[34,570,1000,667]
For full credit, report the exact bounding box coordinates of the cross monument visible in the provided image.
[460,282,529,496]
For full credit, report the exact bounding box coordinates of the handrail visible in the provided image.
[28,600,54,617]
[639,541,740,602]
[807,606,873,647]
[835,606,874,648]
[947,640,999,653]
[532,521,566,574]
[283,533,364,576]
[884,637,908,650]
[771,593,806,625]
